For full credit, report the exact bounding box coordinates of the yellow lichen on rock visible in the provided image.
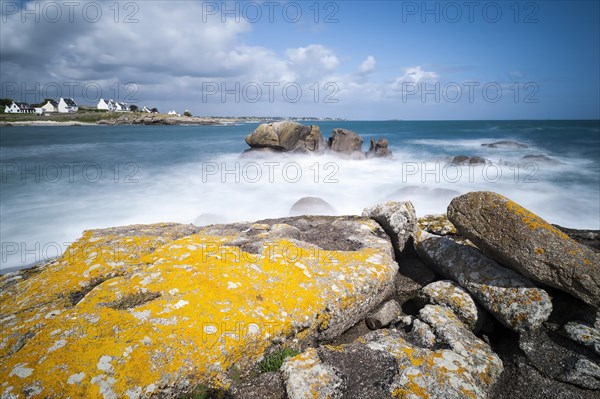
[1,218,397,398]
[506,200,570,240]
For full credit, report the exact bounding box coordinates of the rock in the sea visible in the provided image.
[520,327,600,390]
[447,191,600,307]
[245,121,325,153]
[365,299,402,330]
[328,128,363,154]
[282,304,503,399]
[0,216,398,397]
[419,280,485,332]
[521,154,563,165]
[482,140,529,149]
[414,231,553,332]
[365,138,392,158]
[289,197,336,216]
[451,155,487,165]
[362,201,418,257]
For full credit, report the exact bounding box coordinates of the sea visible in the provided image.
[1,120,599,273]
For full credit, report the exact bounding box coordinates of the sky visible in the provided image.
[1,0,599,120]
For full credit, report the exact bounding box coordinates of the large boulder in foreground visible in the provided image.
[328,128,363,154]
[0,216,397,398]
[245,121,325,153]
[281,305,503,399]
[448,191,600,307]
[414,231,553,332]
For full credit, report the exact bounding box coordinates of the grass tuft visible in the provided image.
[257,348,301,373]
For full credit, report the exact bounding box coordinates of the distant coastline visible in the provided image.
[0,111,345,127]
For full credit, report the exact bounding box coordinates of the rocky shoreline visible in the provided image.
[1,191,599,398]
[96,115,238,126]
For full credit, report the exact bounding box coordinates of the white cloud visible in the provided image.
[396,66,438,83]
[285,44,340,80]
[358,56,376,74]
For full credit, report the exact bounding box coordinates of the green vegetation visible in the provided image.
[257,348,300,373]
[0,98,13,113]
[184,110,193,117]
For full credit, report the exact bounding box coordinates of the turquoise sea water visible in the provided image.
[1,120,599,272]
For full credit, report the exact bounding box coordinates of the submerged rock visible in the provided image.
[481,140,529,149]
[289,197,337,216]
[414,231,553,332]
[0,216,398,398]
[451,155,487,165]
[521,154,563,165]
[447,191,600,307]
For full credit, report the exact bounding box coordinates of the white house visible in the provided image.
[168,110,180,116]
[142,106,152,113]
[58,98,78,113]
[114,102,130,112]
[41,100,59,113]
[4,101,35,114]
[34,107,45,116]
[97,99,116,112]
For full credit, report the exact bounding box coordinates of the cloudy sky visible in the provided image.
[1,0,599,119]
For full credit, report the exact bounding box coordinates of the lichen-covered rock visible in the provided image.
[520,327,600,390]
[280,348,344,399]
[563,322,600,356]
[0,216,397,398]
[245,121,325,153]
[282,305,502,399]
[447,191,600,307]
[363,201,418,257]
[418,214,457,236]
[365,300,402,330]
[232,372,285,399]
[419,280,485,332]
[414,230,553,332]
[327,128,363,154]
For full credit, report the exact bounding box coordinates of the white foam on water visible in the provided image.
[1,135,598,273]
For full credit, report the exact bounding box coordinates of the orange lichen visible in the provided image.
[0,224,395,398]
[506,200,570,240]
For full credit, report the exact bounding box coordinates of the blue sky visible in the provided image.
[1,0,599,119]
